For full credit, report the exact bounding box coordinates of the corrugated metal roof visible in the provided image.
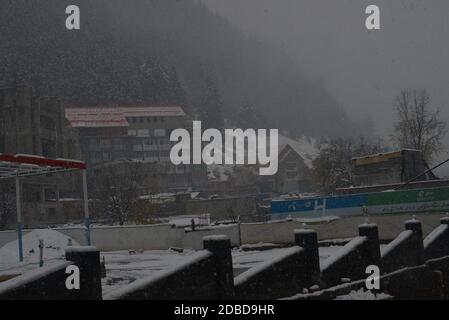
[65,106,185,128]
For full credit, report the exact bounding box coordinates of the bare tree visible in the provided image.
[312,137,387,194]
[90,162,145,226]
[392,89,447,162]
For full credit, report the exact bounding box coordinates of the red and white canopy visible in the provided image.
[0,153,86,179]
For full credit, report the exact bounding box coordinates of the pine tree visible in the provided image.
[198,77,224,129]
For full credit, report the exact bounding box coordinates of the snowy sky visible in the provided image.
[202,0,449,174]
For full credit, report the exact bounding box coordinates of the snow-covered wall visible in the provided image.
[0,224,239,251]
[423,218,449,260]
[234,247,310,300]
[0,224,184,252]
[182,225,240,250]
[64,224,184,250]
[105,251,217,300]
[381,229,423,274]
[0,213,446,251]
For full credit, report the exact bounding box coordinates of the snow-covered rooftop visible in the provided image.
[65,106,185,128]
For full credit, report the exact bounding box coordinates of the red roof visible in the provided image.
[0,154,86,179]
[65,106,185,128]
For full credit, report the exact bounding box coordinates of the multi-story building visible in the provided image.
[65,106,207,191]
[0,85,68,158]
[0,85,79,229]
[65,107,187,164]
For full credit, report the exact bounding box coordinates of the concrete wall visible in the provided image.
[0,247,102,300]
[105,251,219,300]
[242,213,446,244]
[0,223,237,252]
[182,225,240,250]
[1,213,446,252]
[185,196,256,221]
[62,224,184,250]
[0,224,184,251]
[234,247,310,300]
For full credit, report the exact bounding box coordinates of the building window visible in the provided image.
[24,190,41,203]
[113,139,125,150]
[114,151,125,159]
[40,115,56,131]
[89,138,100,148]
[137,129,150,137]
[89,151,102,162]
[100,139,111,149]
[48,207,56,217]
[133,144,143,152]
[286,162,297,170]
[286,172,298,179]
[41,139,56,158]
[128,129,137,136]
[0,135,4,152]
[154,129,166,137]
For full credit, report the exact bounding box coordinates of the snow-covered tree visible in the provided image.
[89,163,144,226]
[312,137,387,194]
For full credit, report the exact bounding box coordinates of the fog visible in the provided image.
[202,0,449,174]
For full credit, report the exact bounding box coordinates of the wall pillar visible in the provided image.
[405,219,424,266]
[65,246,102,300]
[358,223,381,267]
[203,235,234,299]
[294,229,320,286]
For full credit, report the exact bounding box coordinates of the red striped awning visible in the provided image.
[0,154,86,179]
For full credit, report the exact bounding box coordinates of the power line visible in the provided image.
[394,157,449,190]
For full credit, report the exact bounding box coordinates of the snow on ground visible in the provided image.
[294,216,340,223]
[0,229,78,275]
[102,247,300,294]
[103,245,345,295]
[0,234,349,296]
[335,288,392,300]
[318,246,343,261]
[101,249,198,296]
[232,247,294,276]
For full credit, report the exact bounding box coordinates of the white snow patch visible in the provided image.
[294,216,340,223]
[381,230,413,257]
[104,250,212,299]
[234,247,302,286]
[0,261,72,295]
[0,229,79,273]
[203,235,229,241]
[424,224,448,248]
[335,288,392,300]
[294,229,316,235]
[318,246,344,261]
[65,246,98,253]
[321,237,367,271]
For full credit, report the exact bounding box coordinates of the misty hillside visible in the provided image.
[0,0,354,137]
